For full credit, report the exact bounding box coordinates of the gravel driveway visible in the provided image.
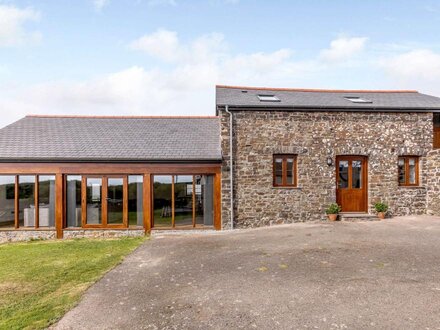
[54,216,440,329]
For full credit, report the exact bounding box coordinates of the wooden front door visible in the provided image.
[336,156,368,212]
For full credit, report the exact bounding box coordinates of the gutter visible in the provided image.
[225,105,234,230]
[218,105,440,113]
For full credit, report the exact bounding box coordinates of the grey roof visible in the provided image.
[0,116,221,162]
[216,85,440,111]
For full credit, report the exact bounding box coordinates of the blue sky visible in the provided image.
[0,0,440,127]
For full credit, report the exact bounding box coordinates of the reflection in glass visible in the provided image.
[0,176,16,228]
[174,175,193,226]
[398,158,405,184]
[38,175,55,227]
[338,161,349,188]
[66,176,82,227]
[19,175,35,227]
[286,158,294,185]
[153,176,172,227]
[195,175,214,226]
[275,158,283,184]
[352,161,362,189]
[107,178,123,225]
[409,158,416,184]
[128,175,143,227]
[86,178,102,224]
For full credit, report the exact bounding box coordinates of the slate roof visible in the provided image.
[0,116,221,162]
[216,85,440,111]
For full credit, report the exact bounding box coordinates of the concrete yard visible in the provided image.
[55,216,440,329]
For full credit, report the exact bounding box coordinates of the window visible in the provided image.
[0,175,56,229]
[434,113,440,149]
[398,156,419,186]
[152,175,214,228]
[344,96,372,104]
[257,94,280,102]
[273,155,297,187]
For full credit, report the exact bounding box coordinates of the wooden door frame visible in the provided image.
[82,175,128,229]
[335,155,368,213]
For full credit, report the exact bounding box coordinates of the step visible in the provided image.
[339,213,380,222]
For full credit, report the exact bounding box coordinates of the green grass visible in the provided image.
[0,237,145,330]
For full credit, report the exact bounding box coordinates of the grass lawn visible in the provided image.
[0,237,145,330]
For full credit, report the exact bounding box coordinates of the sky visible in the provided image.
[0,0,440,127]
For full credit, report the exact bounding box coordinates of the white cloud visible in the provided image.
[147,0,177,6]
[93,0,109,12]
[0,5,41,47]
[380,49,440,97]
[129,29,227,64]
[129,29,181,62]
[320,36,368,62]
[381,49,440,80]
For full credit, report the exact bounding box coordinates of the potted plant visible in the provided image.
[374,202,388,220]
[325,203,341,221]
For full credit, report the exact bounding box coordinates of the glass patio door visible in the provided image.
[83,176,128,228]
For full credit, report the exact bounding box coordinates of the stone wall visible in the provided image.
[0,229,145,243]
[426,149,440,215]
[0,230,56,243]
[220,110,433,228]
[62,229,145,239]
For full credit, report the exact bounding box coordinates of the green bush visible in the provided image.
[326,203,341,214]
[374,202,388,213]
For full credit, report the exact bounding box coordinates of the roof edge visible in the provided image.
[216,85,419,94]
[0,158,223,164]
[25,115,219,119]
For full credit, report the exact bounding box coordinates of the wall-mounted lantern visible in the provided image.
[326,156,333,166]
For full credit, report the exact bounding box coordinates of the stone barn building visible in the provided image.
[216,85,440,228]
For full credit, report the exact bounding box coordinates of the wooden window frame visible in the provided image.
[273,154,298,188]
[151,174,213,229]
[398,156,420,187]
[82,175,128,229]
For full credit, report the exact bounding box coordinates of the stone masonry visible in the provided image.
[0,229,145,244]
[220,110,433,228]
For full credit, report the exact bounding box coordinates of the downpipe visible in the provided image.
[225,105,234,230]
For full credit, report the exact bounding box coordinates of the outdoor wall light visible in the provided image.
[326,156,333,166]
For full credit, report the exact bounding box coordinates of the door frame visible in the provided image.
[81,175,128,229]
[335,155,368,213]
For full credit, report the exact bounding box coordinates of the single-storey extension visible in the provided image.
[0,116,221,241]
[2,85,440,241]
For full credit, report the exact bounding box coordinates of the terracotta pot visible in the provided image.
[377,212,386,220]
[327,214,338,221]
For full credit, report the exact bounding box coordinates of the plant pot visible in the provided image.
[377,212,386,220]
[327,214,338,221]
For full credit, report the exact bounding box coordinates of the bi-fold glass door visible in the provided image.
[82,175,128,228]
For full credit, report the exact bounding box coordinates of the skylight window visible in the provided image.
[344,96,372,104]
[257,94,280,102]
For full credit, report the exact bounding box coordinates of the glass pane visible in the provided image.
[338,161,349,188]
[174,175,193,227]
[86,178,102,224]
[274,158,283,184]
[153,175,172,228]
[19,176,35,228]
[38,175,55,227]
[66,176,82,227]
[409,158,416,184]
[107,178,123,225]
[352,160,362,189]
[398,158,405,184]
[286,158,294,185]
[128,175,143,227]
[0,176,16,228]
[195,175,214,226]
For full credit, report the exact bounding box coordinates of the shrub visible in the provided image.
[374,202,389,213]
[326,203,341,214]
